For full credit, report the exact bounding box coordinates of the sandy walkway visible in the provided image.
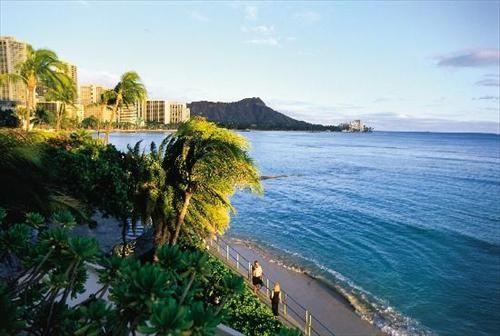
[218,237,384,336]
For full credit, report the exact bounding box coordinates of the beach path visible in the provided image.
[210,237,384,336]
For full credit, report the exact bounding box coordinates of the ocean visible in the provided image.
[109,131,500,336]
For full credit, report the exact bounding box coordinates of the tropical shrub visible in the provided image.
[33,106,56,127]
[0,108,21,128]
[0,209,246,335]
[0,129,82,223]
[201,256,283,336]
[80,116,99,129]
[43,132,131,220]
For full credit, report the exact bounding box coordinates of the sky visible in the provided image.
[1,1,499,133]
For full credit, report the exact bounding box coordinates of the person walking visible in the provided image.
[270,282,281,317]
[252,260,264,294]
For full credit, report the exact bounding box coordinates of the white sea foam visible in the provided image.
[239,239,436,336]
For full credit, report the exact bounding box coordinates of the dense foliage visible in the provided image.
[80,116,99,129]
[0,208,299,335]
[0,122,303,335]
[0,129,84,223]
[205,257,283,336]
[0,46,73,131]
[0,209,244,335]
[43,131,131,220]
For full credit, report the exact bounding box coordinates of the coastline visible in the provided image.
[225,236,385,336]
[72,217,383,335]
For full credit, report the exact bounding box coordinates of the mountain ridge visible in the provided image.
[187,97,339,131]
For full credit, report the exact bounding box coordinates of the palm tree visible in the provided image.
[105,71,147,143]
[161,117,262,245]
[126,118,262,248]
[0,46,68,131]
[86,89,116,138]
[44,75,76,131]
[125,139,174,248]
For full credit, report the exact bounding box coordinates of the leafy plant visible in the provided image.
[105,71,147,143]
[0,46,70,131]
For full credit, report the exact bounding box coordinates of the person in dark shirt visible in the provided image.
[270,282,281,317]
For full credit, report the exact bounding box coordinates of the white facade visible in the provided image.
[144,100,190,124]
[0,36,28,104]
[80,84,108,106]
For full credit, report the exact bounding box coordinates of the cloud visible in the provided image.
[189,11,210,22]
[244,37,279,46]
[359,113,499,133]
[473,95,499,100]
[241,25,275,34]
[245,5,258,20]
[475,73,500,86]
[437,49,500,67]
[294,10,320,23]
[147,83,210,102]
[78,68,119,88]
[267,98,365,124]
[475,79,499,86]
[267,98,499,133]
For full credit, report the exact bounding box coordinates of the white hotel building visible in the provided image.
[145,100,190,125]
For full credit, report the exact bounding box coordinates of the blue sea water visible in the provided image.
[110,131,500,336]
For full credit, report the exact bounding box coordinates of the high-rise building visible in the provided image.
[349,120,364,132]
[80,84,108,106]
[118,101,145,125]
[63,62,78,102]
[146,100,169,124]
[0,36,28,105]
[144,100,190,124]
[83,104,113,122]
[168,101,190,124]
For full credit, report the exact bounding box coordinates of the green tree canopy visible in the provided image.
[105,71,147,142]
[126,118,262,247]
[0,46,69,131]
[44,74,76,131]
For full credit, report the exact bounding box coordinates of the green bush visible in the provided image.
[43,133,131,220]
[203,256,284,336]
[0,209,248,335]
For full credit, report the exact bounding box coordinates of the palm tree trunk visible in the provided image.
[153,217,165,246]
[106,98,120,144]
[121,218,128,257]
[97,105,103,137]
[25,85,35,132]
[56,103,63,131]
[170,191,193,245]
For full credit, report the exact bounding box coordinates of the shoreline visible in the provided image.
[72,218,383,335]
[224,236,385,336]
[225,236,437,336]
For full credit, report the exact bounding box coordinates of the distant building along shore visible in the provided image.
[145,100,191,125]
[0,36,28,105]
[1,35,369,131]
[0,36,191,127]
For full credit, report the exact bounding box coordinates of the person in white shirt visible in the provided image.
[252,260,264,294]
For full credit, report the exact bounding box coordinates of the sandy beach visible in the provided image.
[223,237,384,336]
